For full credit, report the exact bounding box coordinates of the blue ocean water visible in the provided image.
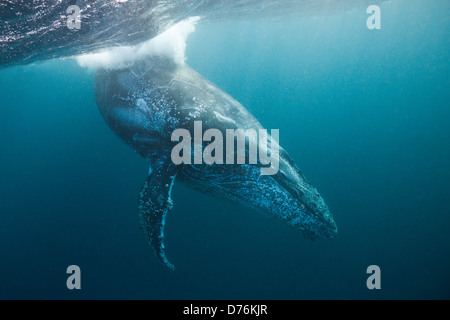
[0,0,449,299]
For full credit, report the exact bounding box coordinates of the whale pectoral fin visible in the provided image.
[138,157,178,270]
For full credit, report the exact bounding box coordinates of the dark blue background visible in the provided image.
[0,0,449,299]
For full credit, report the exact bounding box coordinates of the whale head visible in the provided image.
[271,150,338,239]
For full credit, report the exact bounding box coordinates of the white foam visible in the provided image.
[76,16,200,69]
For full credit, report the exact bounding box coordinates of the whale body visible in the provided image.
[94,56,337,269]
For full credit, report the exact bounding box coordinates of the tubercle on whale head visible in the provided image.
[273,149,338,239]
[258,159,338,240]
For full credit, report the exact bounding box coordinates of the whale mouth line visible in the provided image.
[281,184,337,236]
[267,172,336,237]
[271,172,333,228]
[296,198,336,236]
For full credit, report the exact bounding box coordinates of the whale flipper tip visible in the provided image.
[138,157,178,271]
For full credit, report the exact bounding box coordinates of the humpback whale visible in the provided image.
[0,0,386,269]
[94,55,337,270]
